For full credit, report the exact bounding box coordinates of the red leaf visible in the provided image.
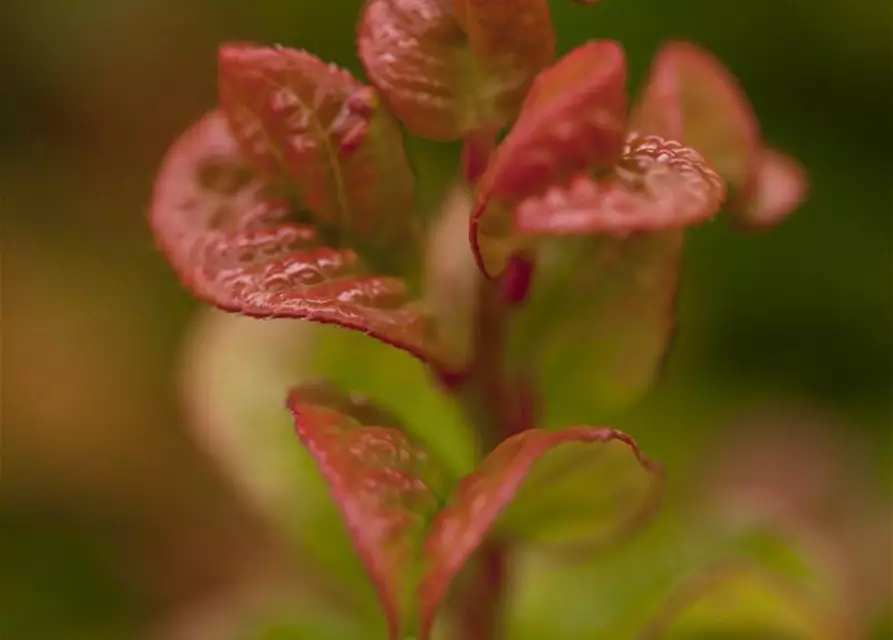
[469,41,638,277]
[149,111,446,366]
[218,44,417,257]
[286,385,448,640]
[418,426,659,638]
[515,133,724,236]
[357,0,554,140]
[484,40,629,201]
[632,41,807,227]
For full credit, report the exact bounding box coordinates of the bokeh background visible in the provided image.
[3,0,891,638]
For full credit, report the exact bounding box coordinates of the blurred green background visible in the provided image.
[3,0,891,638]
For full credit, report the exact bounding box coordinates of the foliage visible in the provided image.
[148,1,821,638]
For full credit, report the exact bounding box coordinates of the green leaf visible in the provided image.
[511,230,683,415]
[508,515,849,639]
[357,0,555,140]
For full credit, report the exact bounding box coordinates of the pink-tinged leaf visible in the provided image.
[631,41,757,203]
[484,40,629,200]
[739,148,809,229]
[286,385,448,640]
[513,231,682,417]
[469,41,634,277]
[473,131,723,278]
[150,111,450,367]
[516,133,724,236]
[218,44,417,259]
[418,426,659,638]
[357,0,554,140]
[632,41,808,227]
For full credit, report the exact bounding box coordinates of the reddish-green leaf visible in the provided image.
[286,385,448,640]
[418,426,658,638]
[218,43,417,259]
[512,231,682,417]
[473,128,724,277]
[470,41,724,277]
[357,0,555,140]
[632,41,807,228]
[149,111,448,366]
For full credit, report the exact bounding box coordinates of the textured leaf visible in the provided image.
[286,386,448,639]
[218,43,417,262]
[514,133,725,236]
[512,231,682,417]
[150,111,451,367]
[632,41,807,227]
[474,130,724,277]
[357,0,554,140]
[470,41,724,277]
[418,426,657,638]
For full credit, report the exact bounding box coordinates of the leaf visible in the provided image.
[514,133,725,237]
[357,0,555,140]
[286,386,449,640]
[418,426,658,638]
[642,562,851,639]
[218,43,418,263]
[480,40,629,202]
[150,110,452,368]
[473,130,724,277]
[470,41,724,277]
[741,148,809,230]
[512,231,682,417]
[507,512,850,639]
[632,41,807,227]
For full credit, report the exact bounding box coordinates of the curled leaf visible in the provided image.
[419,426,658,637]
[357,0,554,140]
[150,111,450,367]
[632,41,807,228]
[286,386,448,639]
[515,133,724,237]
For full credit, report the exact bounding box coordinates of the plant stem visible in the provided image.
[454,538,508,640]
[447,274,530,639]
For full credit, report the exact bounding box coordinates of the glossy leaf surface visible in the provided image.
[471,41,724,277]
[287,386,448,639]
[633,41,807,228]
[418,426,657,638]
[150,111,450,367]
[357,0,554,140]
[218,43,417,263]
